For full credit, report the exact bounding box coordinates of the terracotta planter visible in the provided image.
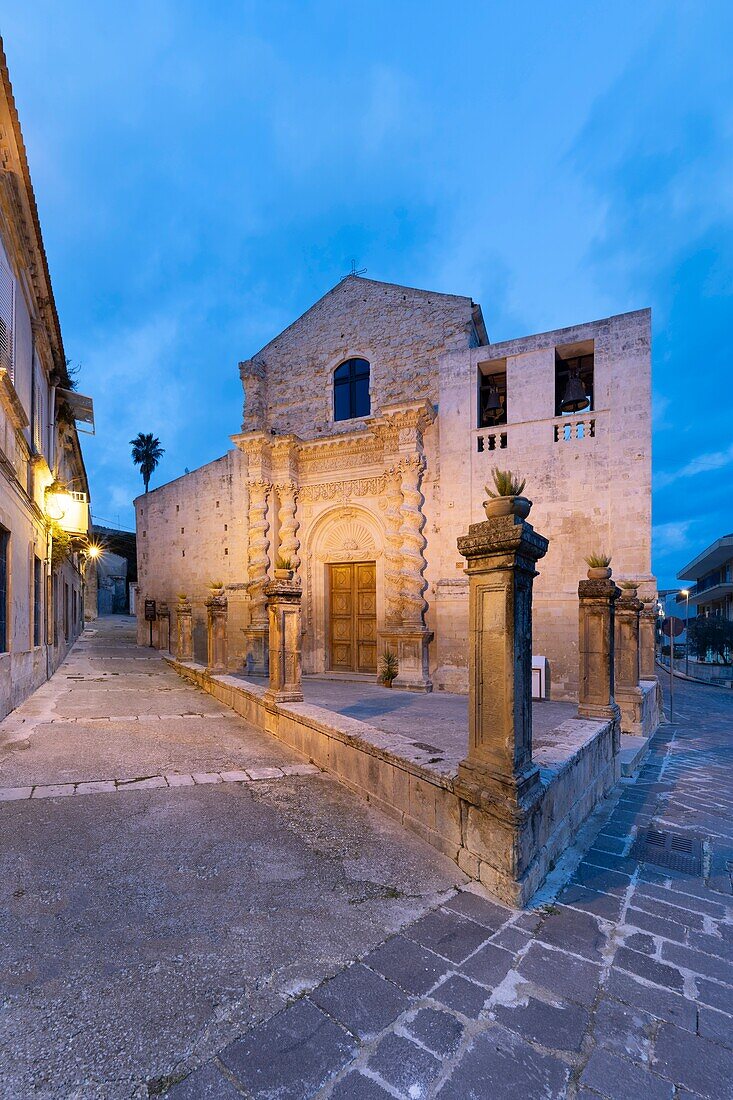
[587,567,612,580]
[483,496,532,520]
[274,568,294,582]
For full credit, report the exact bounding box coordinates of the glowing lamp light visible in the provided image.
[87,544,102,560]
[45,481,73,521]
[680,588,689,597]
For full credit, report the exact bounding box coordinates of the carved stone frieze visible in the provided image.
[299,475,387,503]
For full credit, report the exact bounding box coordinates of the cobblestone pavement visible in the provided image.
[168,677,733,1100]
[2,620,732,1099]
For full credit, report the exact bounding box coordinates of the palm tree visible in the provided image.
[130,432,164,493]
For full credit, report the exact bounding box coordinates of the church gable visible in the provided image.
[239,276,483,439]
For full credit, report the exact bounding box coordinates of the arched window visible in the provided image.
[333,358,370,422]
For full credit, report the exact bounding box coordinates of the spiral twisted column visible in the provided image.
[247,479,271,627]
[384,465,404,626]
[276,481,300,581]
[399,454,428,626]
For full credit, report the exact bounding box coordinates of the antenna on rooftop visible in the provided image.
[342,259,367,280]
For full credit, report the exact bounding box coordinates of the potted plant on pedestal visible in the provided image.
[483,469,531,519]
[584,553,612,580]
[274,556,294,581]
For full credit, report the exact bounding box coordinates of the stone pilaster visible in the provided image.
[578,576,622,728]
[398,454,428,626]
[156,602,170,653]
[615,585,644,734]
[206,594,228,674]
[380,455,430,691]
[243,478,271,674]
[265,580,303,703]
[176,599,193,661]
[640,599,658,681]
[383,464,404,626]
[275,480,300,582]
[456,512,549,809]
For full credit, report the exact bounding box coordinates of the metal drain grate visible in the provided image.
[631,827,703,875]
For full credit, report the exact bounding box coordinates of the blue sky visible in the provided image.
[3,1,732,588]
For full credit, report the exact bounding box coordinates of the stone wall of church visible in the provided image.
[434,308,653,698]
[239,277,481,439]
[136,281,653,704]
[135,451,248,663]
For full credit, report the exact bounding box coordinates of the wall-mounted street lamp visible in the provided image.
[45,480,74,522]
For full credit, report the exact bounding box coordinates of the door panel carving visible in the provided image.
[329,561,377,673]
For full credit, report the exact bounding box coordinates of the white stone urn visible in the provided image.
[483,496,532,520]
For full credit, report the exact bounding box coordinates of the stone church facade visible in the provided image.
[136,275,654,700]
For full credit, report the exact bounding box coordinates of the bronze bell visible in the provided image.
[481,382,502,420]
[560,367,590,413]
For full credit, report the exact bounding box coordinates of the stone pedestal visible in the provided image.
[640,600,658,682]
[265,580,303,703]
[456,513,549,812]
[243,626,269,675]
[206,595,228,674]
[615,586,644,734]
[176,600,193,661]
[156,603,170,653]
[378,628,433,692]
[578,577,622,727]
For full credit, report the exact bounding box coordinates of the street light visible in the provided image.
[680,588,690,677]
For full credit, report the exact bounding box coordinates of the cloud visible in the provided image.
[653,521,693,554]
[655,443,733,490]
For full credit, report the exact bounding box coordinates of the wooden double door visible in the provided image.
[328,561,377,673]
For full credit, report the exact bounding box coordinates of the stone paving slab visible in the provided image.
[0,763,321,802]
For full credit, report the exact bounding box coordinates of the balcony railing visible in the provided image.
[553,417,595,442]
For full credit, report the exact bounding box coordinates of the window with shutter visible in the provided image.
[0,261,14,383]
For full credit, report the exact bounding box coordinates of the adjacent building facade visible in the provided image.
[678,534,733,622]
[0,42,93,719]
[136,275,654,700]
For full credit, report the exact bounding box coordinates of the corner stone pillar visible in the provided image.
[206,595,228,674]
[615,586,644,734]
[176,600,193,661]
[265,580,303,703]
[640,600,658,681]
[456,513,549,807]
[156,602,170,653]
[577,577,622,727]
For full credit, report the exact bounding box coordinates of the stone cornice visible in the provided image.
[0,364,29,429]
[578,578,621,600]
[458,515,549,564]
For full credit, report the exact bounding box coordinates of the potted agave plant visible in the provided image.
[274,555,294,581]
[483,469,531,520]
[584,553,612,580]
[379,648,399,688]
[208,580,225,595]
